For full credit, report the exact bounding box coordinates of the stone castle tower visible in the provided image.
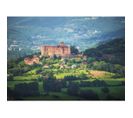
[40,42,71,57]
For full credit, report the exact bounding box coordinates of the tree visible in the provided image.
[43,78,55,94]
[101,87,110,94]
[92,80,107,87]
[121,81,125,86]
[7,74,14,80]
[14,82,40,97]
[83,38,125,66]
[79,90,99,100]
[87,57,96,63]
[79,73,88,80]
[70,46,79,55]
[43,77,62,94]
[7,87,22,100]
[106,94,115,100]
[67,82,79,96]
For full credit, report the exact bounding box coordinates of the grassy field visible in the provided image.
[54,70,118,80]
[25,67,41,75]
[89,70,115,79]
[54,69,88,79]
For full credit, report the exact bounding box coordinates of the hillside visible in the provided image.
[7,17,125,60]
[84,38,125,65]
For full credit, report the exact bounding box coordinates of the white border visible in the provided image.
[0,0,133,118]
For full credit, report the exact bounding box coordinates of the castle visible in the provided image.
[24,42,71,65]
[40,42,71,57]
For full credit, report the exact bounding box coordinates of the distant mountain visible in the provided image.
[7,27,125,60]
[7,17,125,60]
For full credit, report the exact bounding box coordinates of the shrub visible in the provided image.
[7,87,22,100]
[101,87,110,94]
[14,82,40,97]
[106,94,115,100]
[67,82,79,96]
[43,78,62,93]
[64,76,78,81]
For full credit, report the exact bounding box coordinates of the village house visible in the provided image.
[24,55,40,65]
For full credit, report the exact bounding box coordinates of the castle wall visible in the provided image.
[40,43,71,57]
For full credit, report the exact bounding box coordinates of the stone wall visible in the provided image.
[40,42,71,57]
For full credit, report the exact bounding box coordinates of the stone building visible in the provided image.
[24,55,40,65]
[40,42,71,57]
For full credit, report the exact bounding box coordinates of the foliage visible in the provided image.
[67,82,80,96]
[64,76,78,81]
[43,77,62,93]
[14,82,40,97]
[80,79,107,87]
[70,46,79,54]
[79,90,99,100]
[87,57,96,63]
[88,61,125,77]
[101,87,110,94]
[84,38,125,65]
[13,75,41,81]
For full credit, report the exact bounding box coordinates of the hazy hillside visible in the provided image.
[84,38,125,65]
[7,17,125,60]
